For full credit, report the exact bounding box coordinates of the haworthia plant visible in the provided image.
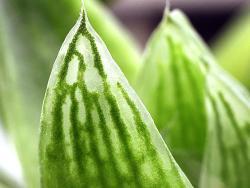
[0,0,140,187]
[136,9,250,187]
[39,2,192,187]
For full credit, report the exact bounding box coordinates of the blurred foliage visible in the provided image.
[136,9,250,187]
[0,123,23,188]
[0,0,140,187]
[0,172,20,188]
[212,9,250,90]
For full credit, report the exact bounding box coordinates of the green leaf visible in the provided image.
[0,0,140,187]
[136,10,207,185]
[136,9,250,187]
[0,1,57,186]
[39,2,192,187]
[200,65,250,188]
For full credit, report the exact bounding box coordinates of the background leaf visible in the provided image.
[200,64,250,188]
[212,8,250,90]
[136,10,207,186]
[136,9,250,187]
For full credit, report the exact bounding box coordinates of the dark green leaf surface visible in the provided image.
[39,3,192,188]
[136,9,250,187]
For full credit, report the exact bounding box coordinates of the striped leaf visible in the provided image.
[136,10,207,186]
[200,65,250,188]
[136,9,250,187]
[39,3,192,187]
[0,0,140,187]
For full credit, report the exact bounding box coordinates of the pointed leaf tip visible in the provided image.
[39,7,192,188]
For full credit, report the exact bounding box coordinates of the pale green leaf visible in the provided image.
[39,2,192,187]
[0,0,140,187]
[200,64,250,188]
[212,8,250,90]
[136,9,250,187]
[136,10,207,185]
